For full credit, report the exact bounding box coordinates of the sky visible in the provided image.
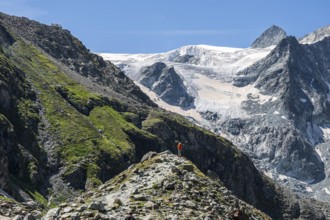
[0,0,329,53]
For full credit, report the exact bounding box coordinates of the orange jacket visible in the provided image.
[177,143,183,150]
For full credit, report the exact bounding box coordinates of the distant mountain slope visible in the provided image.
[0,12,329,219]
[101,24,330,206]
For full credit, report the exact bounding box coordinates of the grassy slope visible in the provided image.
[8,41,155,191]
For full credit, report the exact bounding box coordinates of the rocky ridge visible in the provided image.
[43,151,271,220]
[300,25,330,44]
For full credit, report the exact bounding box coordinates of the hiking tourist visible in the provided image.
[177,142,183,157]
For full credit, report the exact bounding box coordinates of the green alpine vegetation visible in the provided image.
[9,41,161,190]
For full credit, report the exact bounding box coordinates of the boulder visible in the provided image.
[141,152,158,162]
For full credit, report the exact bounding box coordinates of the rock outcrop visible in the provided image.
[138,62,194,108]
[0,198,42,220]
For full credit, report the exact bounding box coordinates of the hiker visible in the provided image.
[177,142,183,157]
[125,212,136,220]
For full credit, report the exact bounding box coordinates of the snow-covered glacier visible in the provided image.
[101,45,273,124]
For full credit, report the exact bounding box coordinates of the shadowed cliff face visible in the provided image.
[0,44,48,199]
[0,116,12,193]
[0,12,329,220]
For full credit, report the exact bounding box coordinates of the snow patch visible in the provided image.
[278,174,288,181]
[305,187,313,192]
[324,188,330,195]
[320,126,330,141]
[273,111,279,115]
[315,148,324,162]
[264,170,273,178]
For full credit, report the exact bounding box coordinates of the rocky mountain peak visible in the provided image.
[234,36,301,88]
[251,25,287,48]
[42,151,271,220]
[276,35,300,51]
[230,32,327,185]
[300,24,330,44]
[139,62,194,108]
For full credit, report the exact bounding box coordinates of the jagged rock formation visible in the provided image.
[43,151,271,219]
[251,25,287,48]
[231,35,330,183]
[138,62,194,108]
[0,12,329,220]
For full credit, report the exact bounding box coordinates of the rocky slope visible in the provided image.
[0,12,329,219]
[42,151,271,220]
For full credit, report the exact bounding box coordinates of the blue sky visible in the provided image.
[0,0,329,53]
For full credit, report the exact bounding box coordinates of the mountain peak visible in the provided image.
[300,24,330,44]
[251,25,287,48]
